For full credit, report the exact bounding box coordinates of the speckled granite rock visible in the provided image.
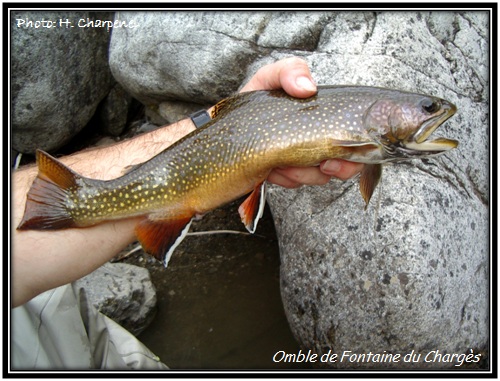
[264,11,489,369]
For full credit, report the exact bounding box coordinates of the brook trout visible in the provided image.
[17,86,458,266]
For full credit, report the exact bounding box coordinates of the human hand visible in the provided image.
[240,57,363,188]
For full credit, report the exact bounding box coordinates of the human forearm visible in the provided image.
[12,119,196,307]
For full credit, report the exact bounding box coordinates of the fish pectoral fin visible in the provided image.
[135,214,194,267]
[359,164,382,209]
[238,182,267,234]
[331,140,379,148]
[330,140,380,158]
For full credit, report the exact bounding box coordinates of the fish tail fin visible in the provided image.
[17,150,79,230]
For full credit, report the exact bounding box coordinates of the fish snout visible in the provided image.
[411,98,457,144]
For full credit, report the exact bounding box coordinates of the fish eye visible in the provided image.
[420,98,441,114]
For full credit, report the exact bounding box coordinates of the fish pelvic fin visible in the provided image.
[359,164,382,209]
[135,214,194,267]
[17,150,79,230]
[238,182,267,233]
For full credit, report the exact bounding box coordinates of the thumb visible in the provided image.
[240,57,317,98]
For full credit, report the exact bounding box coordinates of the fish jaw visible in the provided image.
[396,99,458,158]
[399,100,458,157]
[411,99,457,143]
[399,137,459,156]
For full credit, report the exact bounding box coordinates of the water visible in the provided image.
[125,199,310,369]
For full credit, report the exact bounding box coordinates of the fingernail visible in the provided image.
[296,76,316,92]
[322,160,342,174]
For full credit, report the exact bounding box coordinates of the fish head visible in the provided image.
[364,92,458,161]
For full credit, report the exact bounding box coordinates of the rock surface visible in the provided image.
[11,11,114,154]
[97,82,133,137]
[108,11,334,106]
[74,262,157,336]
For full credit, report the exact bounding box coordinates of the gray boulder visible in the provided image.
[264,11,489,369]
[97,82,133,137]
[109,11,260,106]
[108,11,334,107]
[74,262,157,336]
[11,11,114,154]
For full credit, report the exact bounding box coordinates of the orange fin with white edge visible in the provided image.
[17,150,79,230]
[135,214,194,267]
[238,182,267,233]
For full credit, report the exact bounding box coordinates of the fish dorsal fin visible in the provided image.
[359,164,383,209]
[238,182,267,233]
[135,214,194,267]
[210,96,236,119]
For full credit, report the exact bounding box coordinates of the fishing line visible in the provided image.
[115,230,264,261]
[13,153,22,170]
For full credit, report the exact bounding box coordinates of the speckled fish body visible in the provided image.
[18,86,458,266]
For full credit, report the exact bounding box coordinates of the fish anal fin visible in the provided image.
[17,150,79,230]
[359,164,382,209]
[135,214,194,267]
[238,182,267,233]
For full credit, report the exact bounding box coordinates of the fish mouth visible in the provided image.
[401,137,459,155]
[412,100,457,143]
[401,100,458,155]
